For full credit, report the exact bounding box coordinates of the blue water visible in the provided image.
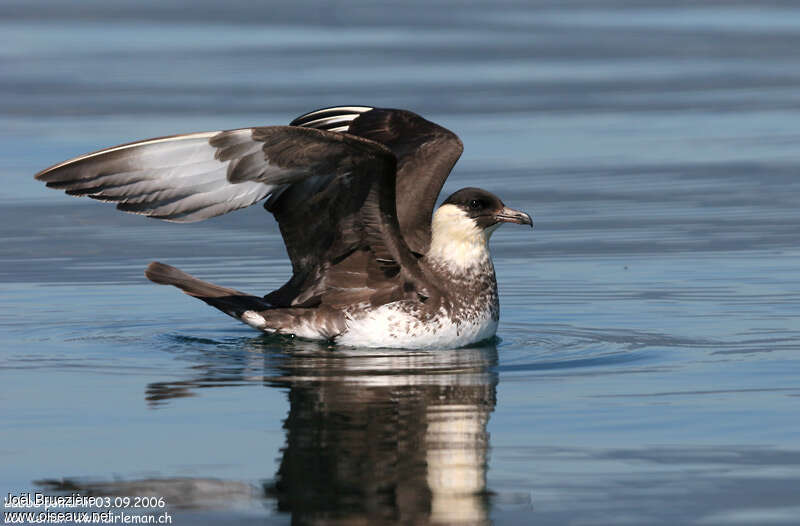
[2,1,800,524]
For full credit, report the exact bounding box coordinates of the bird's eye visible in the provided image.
[469,199,481,210]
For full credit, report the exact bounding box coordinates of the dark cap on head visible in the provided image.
[443,187,533,229]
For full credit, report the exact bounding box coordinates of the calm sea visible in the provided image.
[2,1,799,524]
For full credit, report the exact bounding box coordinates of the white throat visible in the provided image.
[426,204,499,272]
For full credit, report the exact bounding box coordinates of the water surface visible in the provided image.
[2,1,800,524]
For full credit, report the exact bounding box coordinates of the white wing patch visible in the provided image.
[290,106,374,133]
[35,129,279,223]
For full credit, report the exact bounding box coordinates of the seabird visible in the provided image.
[34,107,532,348]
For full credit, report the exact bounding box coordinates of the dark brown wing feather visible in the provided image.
[292,107,464,255]
[35,125,434,309]
[255,128,431,309]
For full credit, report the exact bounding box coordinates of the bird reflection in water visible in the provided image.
[40,337,498,525]
[265,340,498,525]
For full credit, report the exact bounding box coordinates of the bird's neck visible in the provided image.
[425,205,497,275]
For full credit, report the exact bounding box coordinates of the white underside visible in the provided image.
[241,310,268,330]
[240,310,323,340]
[241,303,497,349]
[337,302,498,349]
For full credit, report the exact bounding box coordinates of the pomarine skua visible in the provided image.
[35,106,532,348]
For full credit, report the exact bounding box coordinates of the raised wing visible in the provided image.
[36,131,272,222]
[292,107,464,254]
[36,126,431,306]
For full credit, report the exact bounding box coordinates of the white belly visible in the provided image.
[336,301,498,349]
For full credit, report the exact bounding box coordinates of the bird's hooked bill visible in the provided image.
[495,206,533,228]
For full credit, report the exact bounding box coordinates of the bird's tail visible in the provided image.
[144,261,271,320]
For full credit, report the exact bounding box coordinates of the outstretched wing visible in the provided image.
[35,131,275,223]
[292,106,463,254]
[35,126,431,306]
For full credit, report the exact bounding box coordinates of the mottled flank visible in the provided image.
[338,258,500,348]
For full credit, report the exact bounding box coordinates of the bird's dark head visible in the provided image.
[441,187,533,230]
[428,187,532,270]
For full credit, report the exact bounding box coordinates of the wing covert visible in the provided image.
[292,106,463,254]
[35,124,432,307]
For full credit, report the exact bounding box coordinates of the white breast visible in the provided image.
[337,301,498,349]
